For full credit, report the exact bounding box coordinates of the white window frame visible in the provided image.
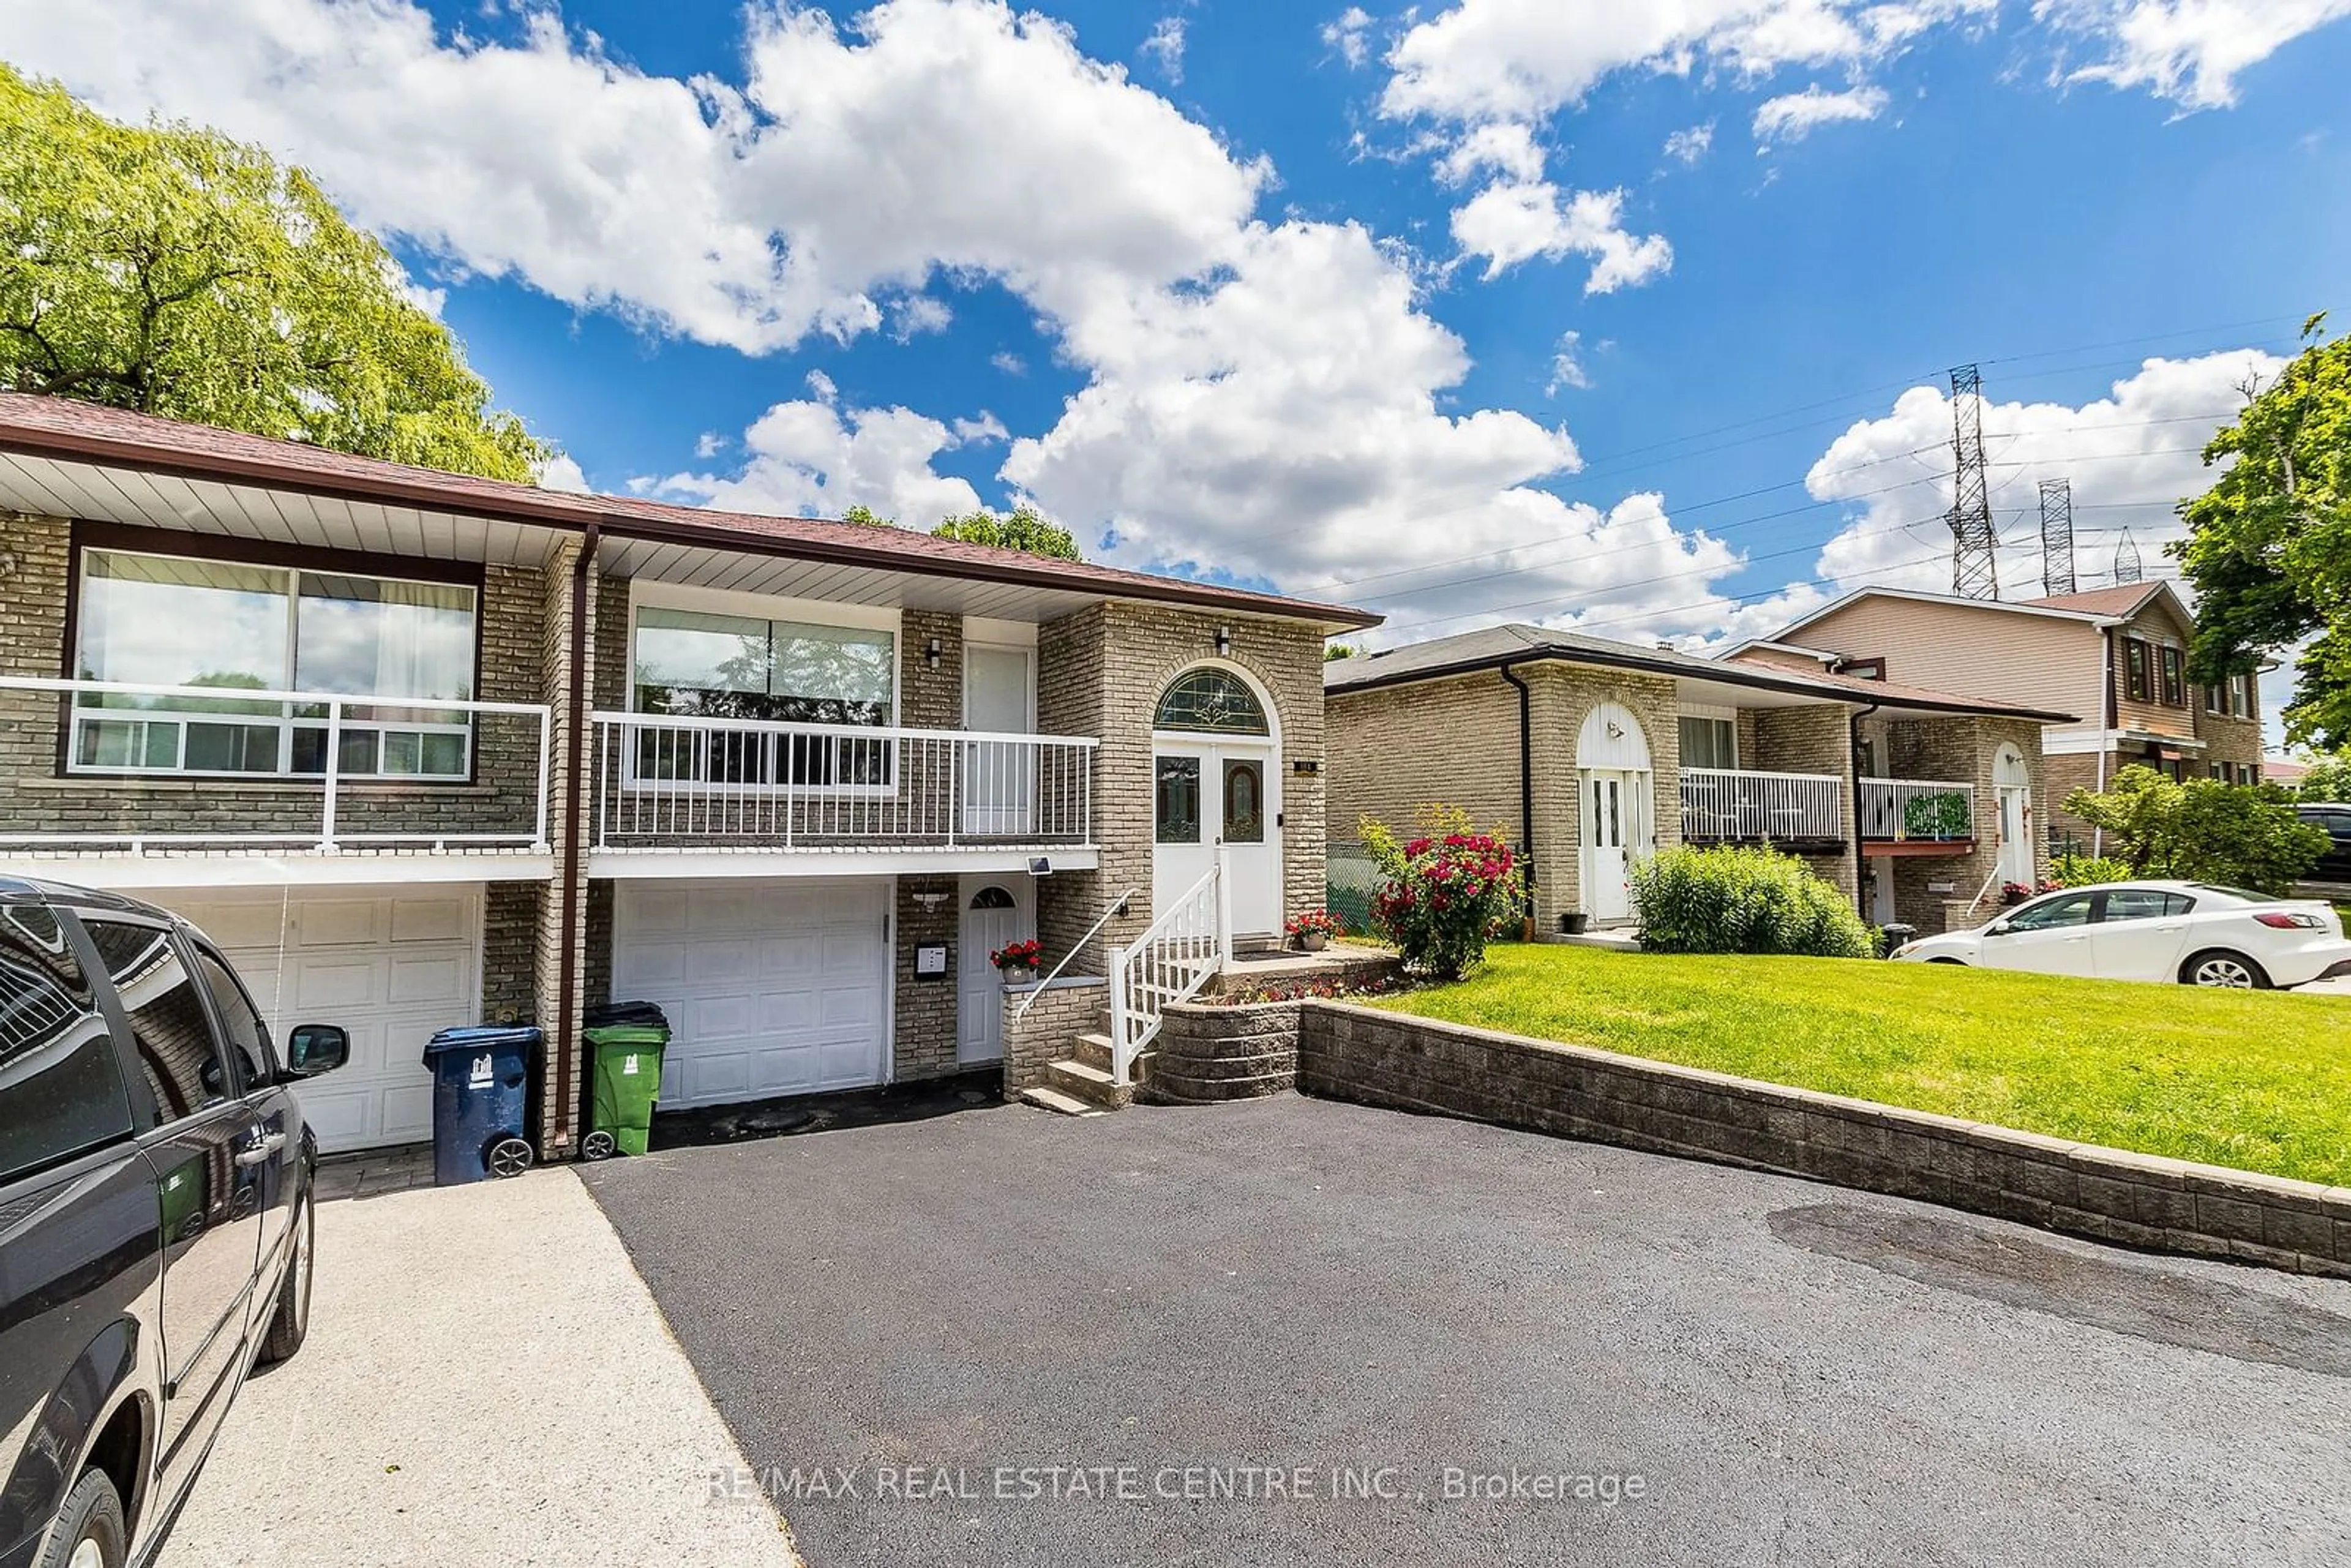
[621,582,902,798]
[1678,710,1739,771]
[69,545,479,783]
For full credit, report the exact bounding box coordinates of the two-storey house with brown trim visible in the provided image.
[1731,582,2265,850]
[0,396,1376,1153]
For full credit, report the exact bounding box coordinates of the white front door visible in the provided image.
[1580,770,1640,923]
[612,878,890,1108]
[1996,785,2032,887]
[964,644,1035,837]
[156,887,481,1153]
[1153,742,1282,936]
[958,876,1031,1064]
[1869,858,1897,926]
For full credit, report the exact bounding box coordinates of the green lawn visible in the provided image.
[1371,944,2351,1187]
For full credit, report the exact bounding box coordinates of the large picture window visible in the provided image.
[71,548,477,779]
[629,605,896,787]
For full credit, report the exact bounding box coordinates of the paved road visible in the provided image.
[583,1097,2351,1568]
[165,1171,800,1568]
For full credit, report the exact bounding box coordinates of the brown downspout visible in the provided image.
[553,520,597,1150]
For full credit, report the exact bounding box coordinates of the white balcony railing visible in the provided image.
[0,676,552,853]
[591,711,1097,851]
[1859,777,1975,842]
[1679,767,1844,842]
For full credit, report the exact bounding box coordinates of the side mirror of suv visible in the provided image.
[283,1024,350,1078]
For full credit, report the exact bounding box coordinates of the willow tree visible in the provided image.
[0,65,546,481]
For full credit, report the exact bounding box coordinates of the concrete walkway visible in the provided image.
[163,1170,800,1568]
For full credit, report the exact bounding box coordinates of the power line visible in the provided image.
[1299,417,2238,599]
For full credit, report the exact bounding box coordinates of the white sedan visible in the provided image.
[1891,880,2351,989]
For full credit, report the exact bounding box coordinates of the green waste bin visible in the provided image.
[583,1001,670,1160]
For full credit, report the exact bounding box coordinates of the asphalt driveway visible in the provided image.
[582,1096,2351,1568]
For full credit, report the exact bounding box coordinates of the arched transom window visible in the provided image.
[1154,669,1269,735]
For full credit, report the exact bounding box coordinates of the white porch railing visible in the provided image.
[591,711,1097,850]
[0,676,552,852]
[1679,767,1845,842]
[1859,777,1976,842]
[1107,858,1226,1085]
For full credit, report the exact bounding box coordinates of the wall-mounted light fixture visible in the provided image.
[924,636,943,671]
[1213,625,1233,658]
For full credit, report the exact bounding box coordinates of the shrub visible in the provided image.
[1630,844,1876,959]
[1362,804,1526,981]
[2050,852,2132,887]
[2063,765,2329,893]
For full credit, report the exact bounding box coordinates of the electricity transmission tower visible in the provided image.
[1945,364,1998,599]
[2113,528,2143,585]
[2038,478,2076,597]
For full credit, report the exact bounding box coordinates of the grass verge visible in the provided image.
[1370,943,2351,1187]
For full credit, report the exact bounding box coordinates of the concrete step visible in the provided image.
[1019,1084,1108,1117]
[1074,1030,1115,1072]
[1044,1057,1135,1110]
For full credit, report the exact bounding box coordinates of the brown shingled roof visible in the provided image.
[0,394,1380,631]
[2012,583,2170,617]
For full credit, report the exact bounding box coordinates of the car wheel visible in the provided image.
[258,1188,315,1365]
[2181,949,2271,989]
[37,1469,127,1568]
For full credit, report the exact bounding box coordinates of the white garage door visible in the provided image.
[146,887,482,1154]
[611,879,890,1109]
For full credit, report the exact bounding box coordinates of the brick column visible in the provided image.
[893,876,961,1079]
[530,536,594,1158]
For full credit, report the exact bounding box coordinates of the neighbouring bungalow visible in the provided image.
[1324,624,2074,938]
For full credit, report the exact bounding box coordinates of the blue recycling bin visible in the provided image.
[421,1025,541,1187]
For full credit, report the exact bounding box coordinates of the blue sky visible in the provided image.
[4,0,2347,698]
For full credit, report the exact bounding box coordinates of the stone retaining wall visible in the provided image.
[1148,1000,1300,1104]
[1000,977,1104,1094]
[1295,1002,2351,1278]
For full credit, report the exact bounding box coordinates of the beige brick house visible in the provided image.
[1731,582,2266,850]
[1325,625,2070,938]
[0,396,1373,1149]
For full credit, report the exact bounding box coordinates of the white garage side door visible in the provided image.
[144,887,482,1154]
[611,879,891,1109]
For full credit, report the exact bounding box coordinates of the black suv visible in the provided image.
[2296,803,2351,883]
[1,879,347,1568]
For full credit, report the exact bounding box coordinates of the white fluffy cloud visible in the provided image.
[1753,83,1889,143]
[1,0,1267,354]
[1322,6,1376,68]
[2035,0,2351,110]
[1449,183,1673,289]
[1662,122,1717,165]
[1381,0,1972,126]
[650,399,988,525]
[1547,331,1593,395]
[1140,15,1187,83]
[1788,349,2283,606]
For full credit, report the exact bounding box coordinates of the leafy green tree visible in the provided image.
[932,503,1082,561]
[2063,764,2327,893]
[0,65,545,481]
[2292,752,2351,802]
[2174,314,2351,748]
[841,504,894,527]
[1324,643,1359,661]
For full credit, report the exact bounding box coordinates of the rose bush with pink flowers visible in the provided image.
[1362,805,1525,980]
